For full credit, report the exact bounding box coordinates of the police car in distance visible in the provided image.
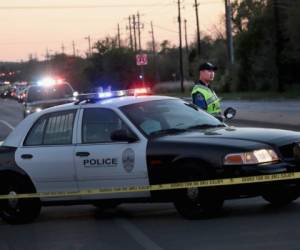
[23,78,78,117]
[1,88,300,224]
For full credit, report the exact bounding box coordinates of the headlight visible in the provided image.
[35,108,42,112]
[26,109,31,114]
[224,149,279,165]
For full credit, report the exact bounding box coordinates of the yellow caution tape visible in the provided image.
[0,171,300,200]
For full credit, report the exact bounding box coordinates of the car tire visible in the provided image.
[0,175,41,224]
[262,187,299,206]
[174,188,224,219]
[173,162,224,219]
[93,201,120,210]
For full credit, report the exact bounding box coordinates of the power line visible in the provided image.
[144,22,178,33]
[0,3,174,10]
[186,0,222,5]
[141,1,173,15]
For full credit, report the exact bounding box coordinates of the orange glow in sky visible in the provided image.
[0,0,224,62]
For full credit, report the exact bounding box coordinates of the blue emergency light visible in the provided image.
[75,88,151,104]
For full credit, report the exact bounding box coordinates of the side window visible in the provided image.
[24,111,76,146]
[82,108,131,143]
[24,118,47,146]
[44,112,75,145]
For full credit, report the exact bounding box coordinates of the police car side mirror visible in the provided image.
[110,129,138,143]
[224,107,236,120]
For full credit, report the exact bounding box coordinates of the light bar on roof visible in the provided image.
[98,92,112,98]
[134,88,148,95]
[76,88,151,103]
[37,77,65,87]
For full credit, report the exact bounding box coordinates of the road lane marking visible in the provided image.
[0,242,10,250]
[0,120,15,130]
[116,218,163,250]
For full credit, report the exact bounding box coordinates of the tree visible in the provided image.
[231,0,278,91]
[85,37,137,90]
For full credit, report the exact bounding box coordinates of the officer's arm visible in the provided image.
[192,93,207,110]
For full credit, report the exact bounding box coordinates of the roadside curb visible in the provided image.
[229,119,300,131]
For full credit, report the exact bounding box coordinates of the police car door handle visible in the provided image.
[21,154,33,159]
[76,152,90,157]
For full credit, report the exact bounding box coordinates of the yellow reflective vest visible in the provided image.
[191,84,221,115]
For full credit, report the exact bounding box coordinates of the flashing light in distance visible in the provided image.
[133,88,148,95]
[73,91,79,97]
[37,77,65,87]
[57,79,63,84]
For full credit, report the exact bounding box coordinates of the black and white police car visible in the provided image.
[1,88,300,224]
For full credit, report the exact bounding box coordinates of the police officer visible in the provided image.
[191,62,222,118]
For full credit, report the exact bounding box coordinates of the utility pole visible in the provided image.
[194,0,201,56]
[137,11,144,83]
[117,24,121,48]
[61,43,65,54]
[184,19,189,55]
[150,21,159,84]
[225,0,234,65]
[85,35,92,57]
[137,12,142,51]
[132,15,137,52]
[128,16,133,50]
[72,41,76,56]
[184,18,190,80]
[177,0,184,93]
[273,0,283,92]
[45,47,52,74]
[45,48,50,61]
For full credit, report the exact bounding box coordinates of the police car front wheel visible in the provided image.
[0,174,41,224]
[174,187,224,219]
[262,185,300,206]
[93,201,121,211]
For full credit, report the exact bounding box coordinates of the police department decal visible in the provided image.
[83,158,118,168]
[122,148,135,173]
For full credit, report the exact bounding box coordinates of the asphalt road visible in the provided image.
[1,98,300,250]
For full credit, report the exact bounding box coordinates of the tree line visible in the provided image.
[0,0,299,93]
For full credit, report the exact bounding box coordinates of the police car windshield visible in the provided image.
[121,99,223,137]
[27,84,73,102]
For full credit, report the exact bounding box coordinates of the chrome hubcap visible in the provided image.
[186,188,199,200]
[7,191,18,209]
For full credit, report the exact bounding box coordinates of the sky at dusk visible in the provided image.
[0,0,224,62]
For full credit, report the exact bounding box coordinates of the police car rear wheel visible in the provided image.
[0,175,41,224]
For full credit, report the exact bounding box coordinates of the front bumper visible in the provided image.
[219,162,300,199]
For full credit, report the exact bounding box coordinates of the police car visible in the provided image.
[1,88,300,224]
[23,79,77,117]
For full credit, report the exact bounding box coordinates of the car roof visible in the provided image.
[43,95,178,112]
[2,95,178,147]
